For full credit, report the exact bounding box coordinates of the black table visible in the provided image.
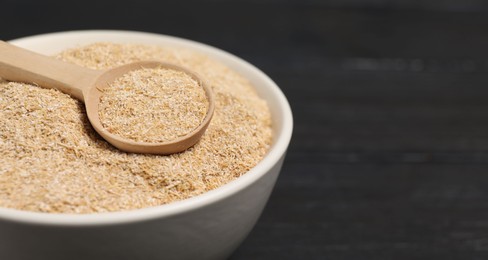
[4,1,488,259]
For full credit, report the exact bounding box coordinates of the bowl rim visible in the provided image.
[0,30,293,226]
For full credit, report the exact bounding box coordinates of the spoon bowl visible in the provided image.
[0,41,214,155]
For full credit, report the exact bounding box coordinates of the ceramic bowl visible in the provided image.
[0,30,293,260]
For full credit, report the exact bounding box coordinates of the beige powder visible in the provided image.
[99,67,208,143]
[0,43,272,214]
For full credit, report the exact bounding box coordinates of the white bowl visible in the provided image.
[0,30,293,260]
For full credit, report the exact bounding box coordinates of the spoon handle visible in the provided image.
[0,40,100,101]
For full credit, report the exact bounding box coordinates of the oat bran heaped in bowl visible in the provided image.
[0,42,272,214]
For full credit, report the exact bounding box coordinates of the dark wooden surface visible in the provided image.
[4,1,488,259]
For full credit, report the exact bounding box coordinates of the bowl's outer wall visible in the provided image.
[0,155,285,260]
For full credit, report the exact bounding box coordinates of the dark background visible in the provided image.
[4,0,488,259]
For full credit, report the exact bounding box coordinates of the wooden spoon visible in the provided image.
[0,40,214,155]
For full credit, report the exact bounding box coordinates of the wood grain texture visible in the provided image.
[3,1,488,259]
